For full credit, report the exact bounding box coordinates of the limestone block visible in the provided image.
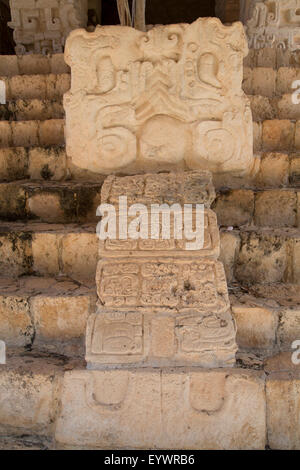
[262,120,295,151]
[252,67,276,98]
[27,192,65,223]
[267,372,300,450]
[10,74,47,100]
[249,95,275,121]
[214,189,254,227]
[0,147,28,181]
[278,308,300,350]
[61,232,98,281]
[0,183,26,219]
[28,147,67,181]
[86,309,237,369]
[254,190,297,227]
[32,232,60,276]
[246,0,300,51]
[0,357,62,436]
[32,295,90,343]
[0,295,33,347]
[219,231,241,283]
[277,94,300,120]
[0,121,12,147]
[50,54,70,74]
[277,67,300,95]
[292,238,300,282]
[17,54,50,75]
[64,18,254,176]
[256,152,289,188]
[290,156,300,186]
[38,119,64,146]
[294,120,300,150]
[46,73,70,100]
[235,232,288,284]
[55,368,266,449]
[8,0,88,55]
[232,306,278,350]
[11,121,39,147]
[253,121,262,151]
[96,258,230,314]
[0,55,19,76]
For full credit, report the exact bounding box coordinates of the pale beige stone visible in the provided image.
[62,232,98,280]
[32,295,90,342]
[294,120,300,150]
[0,295,33,347]
[267,372,300,450]
[262,120,294,151]
[64,18,254,176]
[8,0,88,55]
[277,67,300,95]
[32,233,60,276]
[0,357,62,436]
[55,368,266,449]
[46,74,70,100]
[249,95,275,121]
[254,190,297,227]
[27,193,64,223]
[232,306,277,350]
[278,309,300,350]
[219,231,241,283]
[277,94,300,120]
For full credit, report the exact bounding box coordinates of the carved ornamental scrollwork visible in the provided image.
[8,0,88,55]
[246,0,300,51]
[64,18,254,176]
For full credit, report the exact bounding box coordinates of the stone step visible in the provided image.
[1,74,70,101]
[249,95,300,122]
[0,222,98,281]
[0,54,69,77]
[0,222,299,286]
[0,99,64,122]
[0,181,103,223]
[254,119,300,152]
[0,350,299,449]
[0,180,299,227]
[0,276,96,356]
[243,67,300,98]
[0,147,299,191]
[244,47,300,70]
[0,119,64,148]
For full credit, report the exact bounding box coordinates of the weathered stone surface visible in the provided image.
[101,171,216,208]
[255,153,289,188]
[214,189,254,227]
[267,372,300,450]
[64,18,254,176]
[8,0,88,55]
[55,368,266,449]
[254,190,297,228]
[278,309,300,350]
[246,0,300,51]
[61,232,98,281]
[262,120,294,151]
[219,231,240,283]
[0,295,33,347]
[232,305,278,350]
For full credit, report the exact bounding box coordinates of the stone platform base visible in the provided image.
[55,368,266,450]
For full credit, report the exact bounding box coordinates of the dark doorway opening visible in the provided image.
[101,0,216,26]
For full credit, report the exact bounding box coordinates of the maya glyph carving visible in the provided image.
[64,18,254,176]
[8,0,88,55]
[246,0,300,50]
[86,171,237,369]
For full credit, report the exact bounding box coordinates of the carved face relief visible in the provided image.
[64,18,254,176]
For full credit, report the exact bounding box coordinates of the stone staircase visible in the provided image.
[0,52,300,449]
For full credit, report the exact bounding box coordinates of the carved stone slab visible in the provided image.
[86,310,237,368]
[98,209,220,259]
[64,18,254,176]
[100,171,216,208]
[246,0,300,50]
[96,259,230,313]
[8,0,88,55]
[55,369,266,449]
